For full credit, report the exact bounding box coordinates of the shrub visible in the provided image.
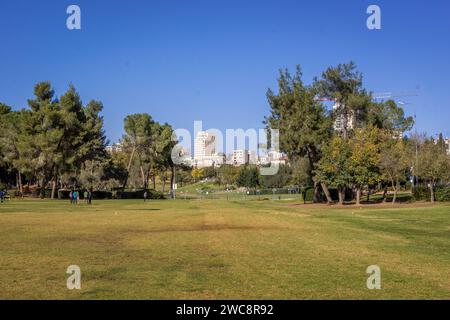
[412,186,430,201]
[435,187,450,202]
[32,188,52,198]
[9,190,19,197]
[304,187,314,202]
[117,189,165,200]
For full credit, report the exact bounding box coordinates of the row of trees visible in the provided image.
[0,82,176,198]
[265,62,450,204]
[2,63,449,203]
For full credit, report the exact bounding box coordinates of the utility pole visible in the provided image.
[173,165,177,200]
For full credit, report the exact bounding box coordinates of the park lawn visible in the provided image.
[0,199,449,300]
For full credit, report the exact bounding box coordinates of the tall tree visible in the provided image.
[416,139,450,202]
[315,136,353,205]
[379,139,409,203]
[348,125,383,205]
[121,113,155,190]
[265,66,333,203]
[367,99,414,134]
[26,82,62,197]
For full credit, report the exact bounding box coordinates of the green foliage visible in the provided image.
[260,164,292,188]
[412,186,430,201]
[367,100,414,133]
[348,125,382,187]
[236,166,260,189]
[265,66,332,180]
[435,187,450,202]
[0,103,12,115]
[121,114,176,190]
[216,165,240,186]
[315,135,353,188]
[117,189,164,200]
[417,140,450,183]
[202,166,217,179]
[191,168,204,182]
[313,61,364,138]
[304,187,315,202]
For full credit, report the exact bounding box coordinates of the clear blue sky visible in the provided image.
[1,0,449,143]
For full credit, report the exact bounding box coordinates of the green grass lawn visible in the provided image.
[0,199,449,299]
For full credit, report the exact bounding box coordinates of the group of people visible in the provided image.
[0,189,6,203]
[69,190,93,205]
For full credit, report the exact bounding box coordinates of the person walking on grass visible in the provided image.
[143,190,148,202]
[0,190,4,203]
[73,191,78,204]
[69,190,73,204]
[88,190,93,205]
[84,191,89,204]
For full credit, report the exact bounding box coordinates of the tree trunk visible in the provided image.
[392,179,398,204]
[18,171,23,196]
[321,182,333,204]
[356,188,361,205]
[51,178,57,199]
[313,181,321,203]
[40,177,46,198]
[140,166,146,188]
[366,188,371,202]
[122,147,136,191]
[429,182,435,203]
[170,165,175,190]
[382,186,388,203]
[338,186,345,205]
[152,176,156,190]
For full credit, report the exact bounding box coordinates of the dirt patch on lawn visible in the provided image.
[121,224,284,234]
[286,201,442,210]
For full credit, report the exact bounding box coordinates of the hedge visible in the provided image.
[413,186,450,202]
[116,189,165,200]
[412,186,429,201]
[435,187,450,202]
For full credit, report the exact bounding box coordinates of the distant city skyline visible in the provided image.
[1,0,450,143]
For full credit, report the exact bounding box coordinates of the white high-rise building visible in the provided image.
[232,150,249,166]
[194,131,215,159]
[105,143,122,154]
[333,103,355,132]
[193,131,223,168]
[445,138,450,155]
[249,150,257,164]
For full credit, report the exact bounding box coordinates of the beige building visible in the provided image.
[231,150,249,166]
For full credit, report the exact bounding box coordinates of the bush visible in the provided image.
[117,189,165,200]
[435,187,450,202]
[58,190,71,199]
[92,191,113,200]
[412,186,430,201]
[8,189,19,197]
[32,188,52,198]
[304,187,314,202]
